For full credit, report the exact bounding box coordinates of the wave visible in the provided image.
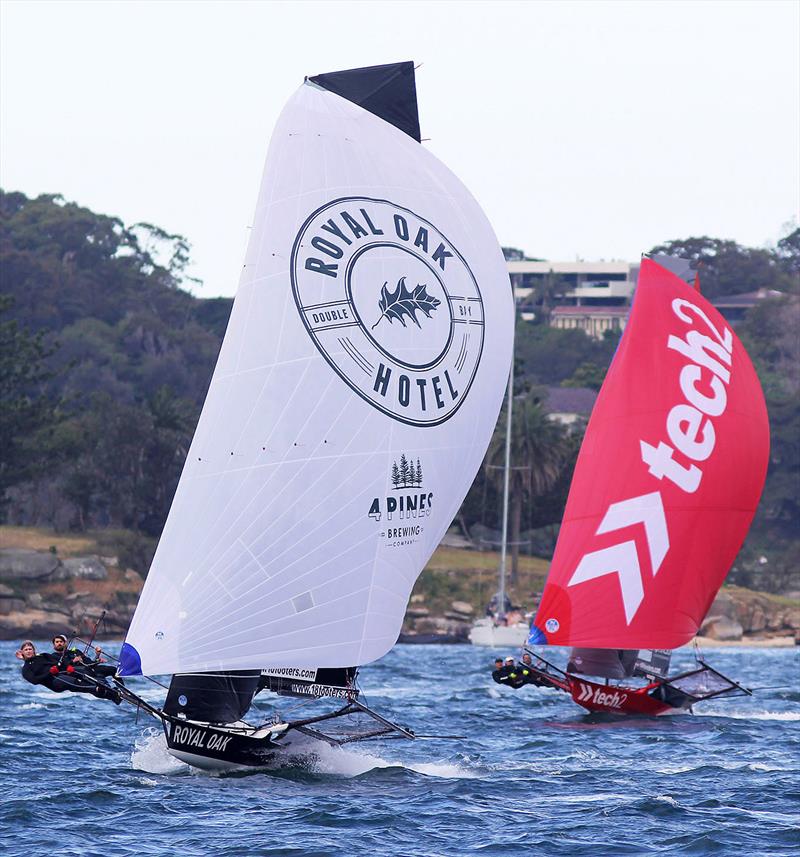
[694,709,800,721]
[302,739,476,779]
[127,725,475,781]
[130,728,188,775]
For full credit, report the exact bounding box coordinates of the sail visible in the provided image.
[163,671,261,723]
[529,257,769,650]
[119,64,513,677]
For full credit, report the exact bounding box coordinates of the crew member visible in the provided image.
[52,634,117,679]
[503,656,524,689]
[491,657,506,684]
[516,652,548,688]
[16,641,121,704]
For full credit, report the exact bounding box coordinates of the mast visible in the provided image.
[497,331,514,619]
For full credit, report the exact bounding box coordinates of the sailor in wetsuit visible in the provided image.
[491,656,525,689]
[16,641,121,704]
[513,653,551,688]
[52,634,117,680]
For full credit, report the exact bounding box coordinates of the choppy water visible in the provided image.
[1,641,798,856]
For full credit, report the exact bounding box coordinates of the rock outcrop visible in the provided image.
[0,549,139,641]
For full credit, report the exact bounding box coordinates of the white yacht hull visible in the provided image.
[469,618,529,647]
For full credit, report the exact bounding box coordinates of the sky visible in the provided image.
[1,0,798,298]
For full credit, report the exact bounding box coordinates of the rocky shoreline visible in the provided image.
[1,547,798,647]
[0,549,142,641]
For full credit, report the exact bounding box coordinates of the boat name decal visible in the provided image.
[291,197,485,427]
[172,725,233,753]
[566,296,734,625]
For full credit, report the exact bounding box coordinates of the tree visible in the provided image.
[532,270,568,323]
[562,361,607,391]
[776,227,800,277]
[399,454,410,487]
[647,237,795,298]
[0,297,58,513]
[485,392,569,581]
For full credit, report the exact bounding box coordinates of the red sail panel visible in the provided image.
[530,258,769,650]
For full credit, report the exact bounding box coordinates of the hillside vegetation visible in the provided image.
[1,190,798,592]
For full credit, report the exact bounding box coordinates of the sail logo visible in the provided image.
[368,454,432,547]
[391,453,423,490]
[575,682,627,709]
[567,492,668,624]
[291,196,485,427]
[567,297,734,625]
[640,297,734,495]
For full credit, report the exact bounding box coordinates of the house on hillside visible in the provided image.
[544,386,597,426]
[508,259,637,339]
[711,288,783,324]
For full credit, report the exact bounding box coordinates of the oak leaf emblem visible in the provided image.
[371,277,441,330]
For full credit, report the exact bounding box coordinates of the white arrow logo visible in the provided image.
[568,491,669,624]
[577,682,593,702]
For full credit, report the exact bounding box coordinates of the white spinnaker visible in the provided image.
[122,82,513,676]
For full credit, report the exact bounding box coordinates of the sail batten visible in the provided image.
[120,71,513,677]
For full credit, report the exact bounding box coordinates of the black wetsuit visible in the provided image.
[516,662,548,687]
[22,654,120,703]
[58,648,117,680]
[492,665,524,689]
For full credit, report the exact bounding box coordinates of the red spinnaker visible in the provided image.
[530,258,769,650]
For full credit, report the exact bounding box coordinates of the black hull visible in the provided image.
[114,680,413,772]
[163,718,288,771]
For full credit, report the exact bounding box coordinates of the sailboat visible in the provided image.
[469,352,529,647]
[105,62,513,768]
[506,255,769,714]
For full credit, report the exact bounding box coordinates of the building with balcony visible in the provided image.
[507,259,638,338]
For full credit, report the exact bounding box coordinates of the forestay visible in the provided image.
[120,65,513,677]
[529,258,769,650]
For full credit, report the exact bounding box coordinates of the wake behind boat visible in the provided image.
[492,255,769,715]
[95,61,513,770]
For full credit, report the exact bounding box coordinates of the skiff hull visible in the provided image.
[163,717,290,771]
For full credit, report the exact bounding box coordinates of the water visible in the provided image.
[1,642,798,856]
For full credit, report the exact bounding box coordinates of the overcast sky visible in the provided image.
[2,0,798,298]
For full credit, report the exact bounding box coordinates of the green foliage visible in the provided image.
[0,190,221,532]
[482,392,570,579]
[514,320,619,387]
[733,293,800,590]
[648,236,796,298]
[0,296,59,505]
[561,361,607,391]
